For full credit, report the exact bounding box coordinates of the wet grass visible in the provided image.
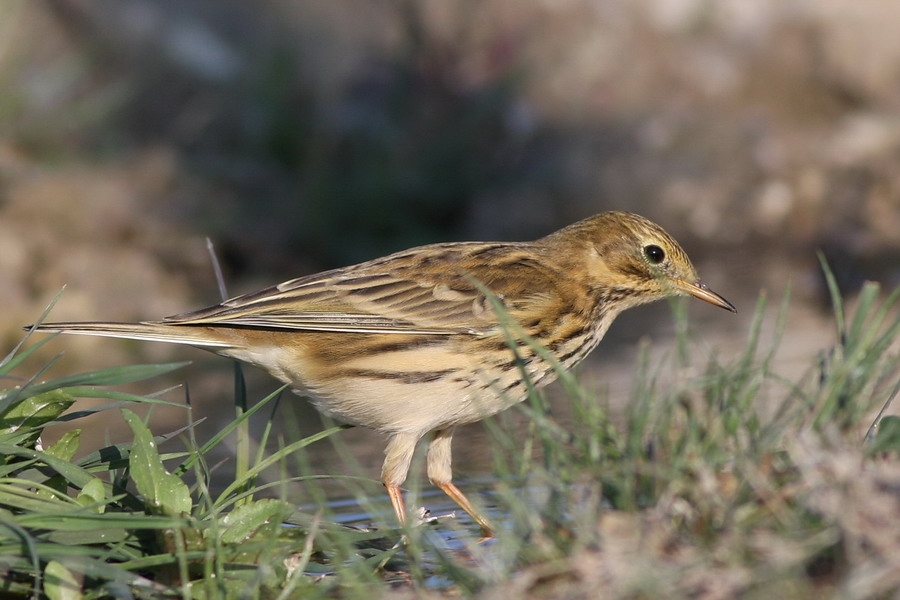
[3,263,900,598]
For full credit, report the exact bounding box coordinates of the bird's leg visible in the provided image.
[427,428,495,538]
[386,482,407,528]
[438,481,495,538]
[382,433,418,528]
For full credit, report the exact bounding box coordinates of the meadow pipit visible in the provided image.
[29,211,734,536]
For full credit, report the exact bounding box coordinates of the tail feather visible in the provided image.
[25,322,233,348]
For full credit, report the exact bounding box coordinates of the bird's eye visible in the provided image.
[644,244,666,265]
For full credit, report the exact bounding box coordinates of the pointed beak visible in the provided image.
[677,279,737,313]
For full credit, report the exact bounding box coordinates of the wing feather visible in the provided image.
[162,242,565,336]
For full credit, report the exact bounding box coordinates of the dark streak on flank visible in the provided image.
[555,334,591,365]
[363,336,447,354]
[501,379,524,394]
[346,368,458,384]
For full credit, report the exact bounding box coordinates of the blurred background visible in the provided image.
[2,0,899,502]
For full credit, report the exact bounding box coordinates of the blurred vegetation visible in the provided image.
[4,1,544,274]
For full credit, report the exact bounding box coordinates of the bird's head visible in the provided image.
[547,211,736,313]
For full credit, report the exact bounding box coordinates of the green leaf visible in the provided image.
[0,389,74,435]
[14,510,185,531]
[45,430,81,461]
[54,362,190,389]
[12,363,189,407]
[43,526,130,546]
[75,478,107,513]
[0,444,96,488]
[53,388,185,409]
[75,442,130,472]
[220,498,293,544]
[44,560,82,600]
[122,409,192,517]
[869,416,900,454]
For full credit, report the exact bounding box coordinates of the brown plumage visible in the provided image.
[28,211,735,536]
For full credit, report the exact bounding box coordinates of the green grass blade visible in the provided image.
[174,384,289,477]
[21,363,190,396]
[2,287,66,374]
[0,444,97,488]
[214,424,349,510]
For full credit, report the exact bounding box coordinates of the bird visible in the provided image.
[27,211,735,537]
